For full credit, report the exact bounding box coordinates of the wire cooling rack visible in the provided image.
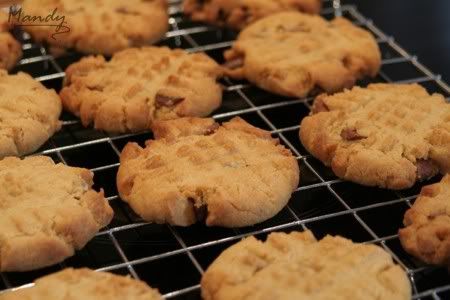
[1,0,450,299]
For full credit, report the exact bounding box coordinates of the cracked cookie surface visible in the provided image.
[399,175,450,267]
[0,70,61,159]
[183,0,321,30]
[224,11,380,97]
[0,11,22,70]
[201,230,411,300]
[117,117,299,227]
[300,84,450,189]
[20,0,168,55]
[0,156,113,272]
[1,268,162,300]
[60,47,223,133]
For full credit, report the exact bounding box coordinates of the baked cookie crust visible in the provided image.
[60,47,223,133]
[0,70,61,159]
[300,84,450,189]
[117,117,299,227]
[201,230,411,300]
[399,175,450,267]
[0,156,113,272]
[1,268,162,300]
[184,0,321,30]
[0,11,22,70]
[224,11,380,97]
[20,0,169,55]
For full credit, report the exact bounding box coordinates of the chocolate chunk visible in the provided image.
[155,94,185,108]
[204,123,220,136]
[312,97,329,113]
[223,57,244,70]
[340,128,366,141]
[416,159,439,181]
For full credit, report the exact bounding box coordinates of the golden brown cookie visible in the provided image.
[300,84,450,189]
[184,0,322,30]
[117,117,299,227]
[19,0,168,55]
[0,70,61,159]
[201,230,411,300]
[223,11,380,97]
[0,156,113,272]
[0,11,22,70]
[60,47,223,133]
[0,268,162,300]
[399,174,450,267]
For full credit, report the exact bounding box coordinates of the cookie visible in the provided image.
[184,0,322,30]
[0,70,62,159]
[1,268,162,299]
[300,84,450,189]
[117,117,299,227]
[201,230,411,300]
[399,174,450,267]
[0,11,22,70]
[223,11,380,97]
[20,0,168,55]
[60,47,223,133]
[0,156,113,272]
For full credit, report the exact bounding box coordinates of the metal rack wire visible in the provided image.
[1,0,450,299]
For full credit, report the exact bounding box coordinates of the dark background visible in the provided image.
[345,0,450,84]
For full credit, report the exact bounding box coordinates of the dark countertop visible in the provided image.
[344,0,450,84]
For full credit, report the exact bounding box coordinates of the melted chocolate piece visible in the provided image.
[416,159,439,181]
[312,97,329,113]
[155,94,185,108]
[340,128,366,141]
[204,123,220,136]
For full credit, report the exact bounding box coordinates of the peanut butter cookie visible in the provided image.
[184,0,321,30]
[117,117,299,227]
[1,268,162,299]
[201,230,411,300]
[0,70,61,159]
[60,47,223,133]
[0,156,113,272]
[300,84,450,189]
[0,11,21,70]
[224,11,380,97]
[400,174,450,267]
[20,0,168,55]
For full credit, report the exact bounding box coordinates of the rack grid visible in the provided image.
[1,0,450,299]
